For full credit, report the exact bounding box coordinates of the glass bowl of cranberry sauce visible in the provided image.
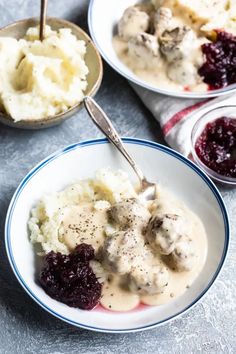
[191,105,236,186]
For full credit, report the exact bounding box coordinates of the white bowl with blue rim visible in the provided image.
[5,138,229,333]
[88,0,236,99]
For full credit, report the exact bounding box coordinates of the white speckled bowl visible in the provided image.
[0,17,103,129]
[88,0,236,99]
[5,138,229,333]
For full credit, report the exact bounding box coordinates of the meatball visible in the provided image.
[153,7,172,37]
[146,213,188,255]
[101,230,146,274]
[167,60,199,86]
[128,265,169,295]
[108,198,151,230]
[171,235,196,271]
[159,26,196,62]
[128,33,160,69]
[118,6,150,41]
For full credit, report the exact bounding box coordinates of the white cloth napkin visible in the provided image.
[131,83,236,157]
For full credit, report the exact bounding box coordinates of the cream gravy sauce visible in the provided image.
[113,36,208,93]
[61,204,107,252]
[60,187,207,312]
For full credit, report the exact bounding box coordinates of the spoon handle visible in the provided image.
[84,96,145,183]
[40,0,48,41]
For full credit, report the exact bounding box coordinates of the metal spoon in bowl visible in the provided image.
[83,96,156,201]
[39,0,48,41]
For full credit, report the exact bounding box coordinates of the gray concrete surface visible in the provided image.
[0,1,235,353]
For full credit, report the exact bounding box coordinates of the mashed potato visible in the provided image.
[28,168,137,254]
[151,0,236,35]
[0,25,89,121]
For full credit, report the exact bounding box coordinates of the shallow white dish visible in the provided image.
[88,0,236,99]
[5,138,229,333]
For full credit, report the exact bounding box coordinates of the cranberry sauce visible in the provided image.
[39,244,102,310]
[198,31,236,89]
[195,116,236,178]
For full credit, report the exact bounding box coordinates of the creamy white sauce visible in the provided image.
[60,186,208,312]
[113,36,208,93]
[101,275,140,311]
[61,203,107,252]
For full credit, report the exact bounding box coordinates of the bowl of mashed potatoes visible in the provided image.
[0,17,103,128]
[5,137,229,332]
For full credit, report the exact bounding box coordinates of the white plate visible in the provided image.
[5,138,229,333]
[88,0,236,99]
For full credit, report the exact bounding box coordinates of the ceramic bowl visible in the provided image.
[5,138,229,332]
[88,0,236,99]
[0,17,103,129]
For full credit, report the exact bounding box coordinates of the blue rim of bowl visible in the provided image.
[5,137,230,333]
[88,0,236,99]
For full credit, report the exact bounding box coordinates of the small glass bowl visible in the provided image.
[191,105,236,186]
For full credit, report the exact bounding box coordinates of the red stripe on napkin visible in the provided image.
[162,99,211,136]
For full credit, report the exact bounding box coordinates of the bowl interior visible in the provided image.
[88,0,236,99]
[5,139,229,332]
[0,17,103,129]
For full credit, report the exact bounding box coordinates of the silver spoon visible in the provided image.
[39,0,48,41]
[83,96,156,201]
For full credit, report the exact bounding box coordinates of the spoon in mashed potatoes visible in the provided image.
[0,17,102,129]
[84,96,157,201]
[39,0,48,41]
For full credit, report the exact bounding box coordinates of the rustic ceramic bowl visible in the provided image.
[0,17,103,129]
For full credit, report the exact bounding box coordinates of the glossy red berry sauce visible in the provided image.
[39,244,102,310]
[195,116,236,178]
[199,30,236,89]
